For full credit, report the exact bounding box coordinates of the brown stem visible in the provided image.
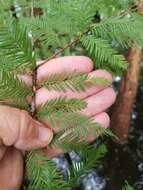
[111,47,142,143]
[31,68,37,116]
[30,0,37,117]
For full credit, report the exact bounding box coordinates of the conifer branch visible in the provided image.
[36,24,95,68]
[35,6,136,68]
[39,72,111,92]
[68,144,107,187]
[1,1,142,189]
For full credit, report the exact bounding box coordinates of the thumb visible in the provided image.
[0,105,53,150]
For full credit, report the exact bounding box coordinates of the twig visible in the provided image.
[36,2,138,69]
[31,68,37,116]
[36,24,95,69]
[30,0,37,117]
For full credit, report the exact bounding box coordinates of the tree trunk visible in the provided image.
[111,47,142,144]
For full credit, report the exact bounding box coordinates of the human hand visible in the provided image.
[0,56,116,190]
[36,56,116,156]
[0,105,53,190]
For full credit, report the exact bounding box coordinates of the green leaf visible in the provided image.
[93,16,143,48]
[26,151,70,190]
[29,16,61,47]
[49,113,113,148]
[41,72,111,92]
[81,35,127,74]
[68,144,107,187]
[0,70,31,105]
[37,98,87,119]
[0,20,35,71]
[40,73,88,92]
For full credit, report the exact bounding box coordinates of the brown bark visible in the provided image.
[111,47,142,144]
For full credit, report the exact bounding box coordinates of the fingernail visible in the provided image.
[38,127,53,145]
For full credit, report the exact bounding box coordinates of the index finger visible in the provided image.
[37,56,93,82]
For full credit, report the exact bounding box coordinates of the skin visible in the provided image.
[0,56,116,190]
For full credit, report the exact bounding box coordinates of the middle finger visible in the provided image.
[36,70,113,106]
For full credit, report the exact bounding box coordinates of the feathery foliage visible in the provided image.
[37,98,87,118]
[81,36,128,74]
[26,150,70,190]
[68,144,107,187]
[0,69,31,107]
[0,20,35,71]
[0,0,142,189]
[93,16,143,48]
[40,72,111,92]
[122,182,134,190]
[26,143,107,190]
[41,73,88,92]
[37,100,113,148]
[49,113,114,148]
